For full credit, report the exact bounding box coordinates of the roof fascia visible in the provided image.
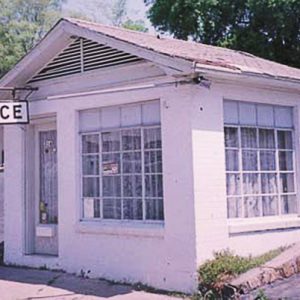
[63,20,194,74]
[196,66,300,94]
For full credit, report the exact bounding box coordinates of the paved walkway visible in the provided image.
[0,266,184,300]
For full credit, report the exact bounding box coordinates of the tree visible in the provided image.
[0,0,64,77]
[122,19,148,32]
[145,0,300,68]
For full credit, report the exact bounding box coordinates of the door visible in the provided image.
[34,127,58,255]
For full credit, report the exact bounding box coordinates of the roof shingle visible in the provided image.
[66,18,300,82]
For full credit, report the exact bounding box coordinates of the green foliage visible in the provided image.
[145,0,300,68]
[0,0,64,77]
[122,19,148,32]
[256,289,269,300]
[198,248,284,295]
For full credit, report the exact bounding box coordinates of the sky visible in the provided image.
[64,0,152,29]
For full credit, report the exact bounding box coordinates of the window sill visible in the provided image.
[228,216,300,235]
[75,220,165,239]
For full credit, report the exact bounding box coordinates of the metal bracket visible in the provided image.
[0,86,38,100]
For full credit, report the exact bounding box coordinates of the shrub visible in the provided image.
[198,247,285,296]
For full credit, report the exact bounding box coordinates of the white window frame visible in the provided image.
[79,124,164,224]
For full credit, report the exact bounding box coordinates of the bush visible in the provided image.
[198,247,285,296]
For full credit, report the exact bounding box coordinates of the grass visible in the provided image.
[197,247,286,298]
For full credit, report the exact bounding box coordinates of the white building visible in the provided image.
[0,18,300,293]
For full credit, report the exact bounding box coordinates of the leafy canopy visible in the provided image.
[145,0,300,68]
[0,0,64,77]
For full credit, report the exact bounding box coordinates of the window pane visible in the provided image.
[82,135,99,153]
[103,198,121,219]
[102,153,120,175]
[227,197,242,218]
[123,198,143,220]
[244,197,260,218]
[226,150,239,171]
[275,106,293,128]
[242,150,258,171]
[144,127,161,149]
[142,101,160,125]
[260,151,276,171]
[145,150,162,173]
[123,175,142,197]
[102,132,120,152]
[281,195,297,214]
[224,127,238,148]
[79,109,100,132]
[102,176,121,197]
[259,129,275,149]
[226,174,241,195]
[277,131,293,149]
[122,129,141,151]
[279,151,293,171]
[101,106,120,129]
[82,155,99,175]
[243,174,259,194]
[123,152,142,174]
[146,198,164,220]
[280,173,295,193]
[257,105,274,127]
[241,128,257,148]
[83,177,99,197]
[262,196,278,216]
[121,105,141,127]
[261,173,277,194]
[145,174,163,197]
[239,103,256,125]
[83,198,101,218]
[224,101,238,124]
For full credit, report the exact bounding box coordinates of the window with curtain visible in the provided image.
[224,101,297,219]
[80,101,164,222]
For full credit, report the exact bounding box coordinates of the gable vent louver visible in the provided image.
[28,38,144,83]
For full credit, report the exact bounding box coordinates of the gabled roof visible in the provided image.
[66,18,300,82]
[1,17,300,88]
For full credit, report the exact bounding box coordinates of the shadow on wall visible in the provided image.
[0,242,3,264]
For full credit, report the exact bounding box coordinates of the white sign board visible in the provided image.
[0,101,29,124]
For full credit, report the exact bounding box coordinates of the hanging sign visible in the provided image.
[0,101,29,124]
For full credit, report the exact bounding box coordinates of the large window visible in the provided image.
[80,101,164,222]
[224,101,297,219]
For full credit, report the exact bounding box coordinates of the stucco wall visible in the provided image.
[4,77,199,293]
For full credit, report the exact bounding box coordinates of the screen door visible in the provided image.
[34,129,58,255]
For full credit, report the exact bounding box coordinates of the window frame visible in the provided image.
[225,124,298,219]
[79,124,164,224]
